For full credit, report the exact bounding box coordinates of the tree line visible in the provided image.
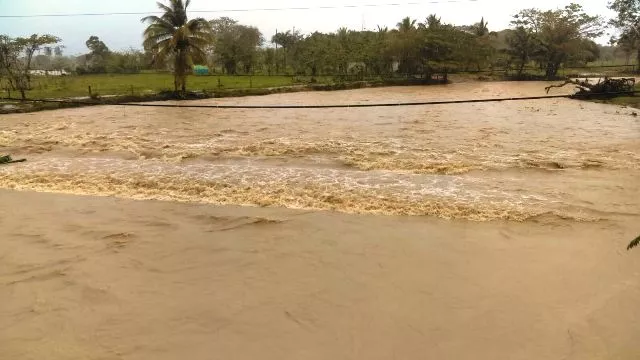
[2,0,640,96]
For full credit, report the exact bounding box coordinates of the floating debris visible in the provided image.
[0,155,26,165]
[546,77,636,97]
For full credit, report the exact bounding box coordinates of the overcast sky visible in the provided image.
[0,0,615,55]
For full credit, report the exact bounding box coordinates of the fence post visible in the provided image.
[217,76,221,89]
[250,75,253,88]
[130,85,134,96]
[88,85,92,97]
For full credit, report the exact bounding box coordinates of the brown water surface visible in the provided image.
[1,82,638,221]
[1,82,640,360]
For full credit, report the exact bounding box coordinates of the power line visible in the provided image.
[0,91,632,109]
[0,0,479,18]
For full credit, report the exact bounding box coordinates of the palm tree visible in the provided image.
[141,0,211,93]
[397,17,417,33]
[271,30,302,72]
[473,17,490,37]
[425,14,442,30]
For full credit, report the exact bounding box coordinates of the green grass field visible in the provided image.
[0,65,637,101]
[1,73,333,99]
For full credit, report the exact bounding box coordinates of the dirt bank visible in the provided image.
[1,190,639,360]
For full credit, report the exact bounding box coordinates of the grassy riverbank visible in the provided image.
[2,71,638,114]
[1,73,335,99]
[0,74,449,113]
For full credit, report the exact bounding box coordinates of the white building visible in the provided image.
[28,69,69,76]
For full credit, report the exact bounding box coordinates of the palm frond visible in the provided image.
[141,15,160,24]
[144,24,176,38]
[187,18,212,32]
[188,44,207,62]
[143,33,174,50]
[156,2,173,14]
[142,15,169,25]
[628,235,640,251]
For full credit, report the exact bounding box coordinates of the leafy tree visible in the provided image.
[210,17,263,74]
[511,3,604,78]
[506,26,539,76]
[420,25,457,73]
[425,14,442,30]
[454,18,498,71]
[86,36,109,57]
[107,49,145,73]
[397,17,417,33]
[368,27,394,75]
[294,32,333,76]
[141,0,212,93]
[609,0,640,67]
[471,17,491,37]
[261,47,276,75]
[54,46,64,57]
[85,36,110,73]
[0,34,60,99]
[271,30,303,72]
[391,17,421,74]
[568,39,600,66]
[615,32,638,64]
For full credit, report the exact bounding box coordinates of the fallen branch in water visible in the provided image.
[545,77,636,95]
[0,155,26,165]
[628,235,640,251]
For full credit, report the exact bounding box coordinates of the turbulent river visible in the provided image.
[1,81,639,222]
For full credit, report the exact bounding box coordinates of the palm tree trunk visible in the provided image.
[174,51,188,94]
[174,55,180,93]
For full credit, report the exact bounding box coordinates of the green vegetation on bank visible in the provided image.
[2,0,640,102]
[0,74,333,99]
[0,0,621,100]
[2,65,637,101]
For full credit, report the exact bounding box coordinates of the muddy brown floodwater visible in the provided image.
[1,82,639,360]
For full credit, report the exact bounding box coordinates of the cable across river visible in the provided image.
[1,91,637,109]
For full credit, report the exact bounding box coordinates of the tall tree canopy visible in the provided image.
[506,26,539,76]
[141,0,212,92]
[511,3,603,78]
[271,30,303,72]
[85,36,110,73]
[609,0,640,66]
[0,34,60,99]
[210,17,263,74]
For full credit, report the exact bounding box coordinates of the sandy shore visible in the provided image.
[1,189,639,360]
